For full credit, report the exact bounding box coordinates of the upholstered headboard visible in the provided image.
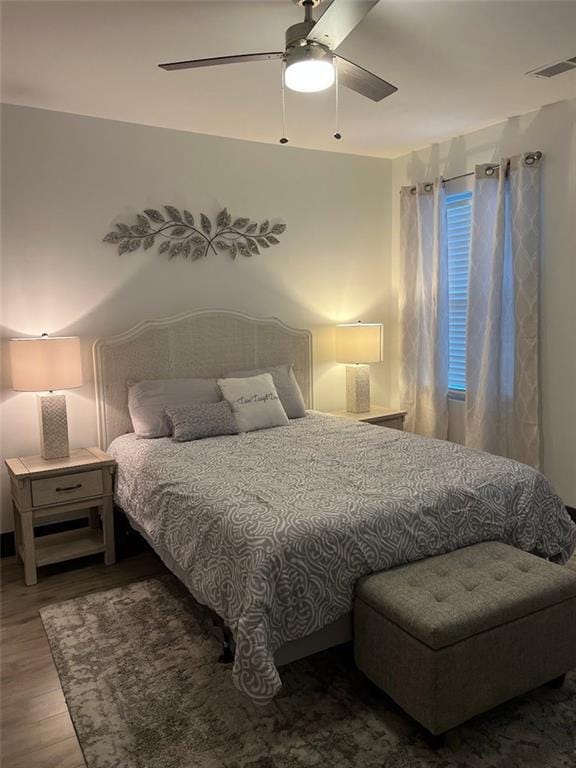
[92,309,313,449]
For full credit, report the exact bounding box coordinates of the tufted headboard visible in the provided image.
[92,309,313,449]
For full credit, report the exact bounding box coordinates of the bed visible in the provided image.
[95,310,576,704]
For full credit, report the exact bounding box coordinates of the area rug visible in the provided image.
[40,576,576,768]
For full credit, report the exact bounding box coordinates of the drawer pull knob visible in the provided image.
[55,483,82,492]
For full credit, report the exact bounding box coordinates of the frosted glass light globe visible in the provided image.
[285,58,335,93]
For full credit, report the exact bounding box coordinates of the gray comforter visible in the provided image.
[109,412,576,703]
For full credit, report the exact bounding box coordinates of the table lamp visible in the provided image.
[335,322,383,413]
[9,335,83,460]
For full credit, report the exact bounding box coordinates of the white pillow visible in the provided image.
[226,363,306,419]
[217,373,289,433]
[128,378,221,438]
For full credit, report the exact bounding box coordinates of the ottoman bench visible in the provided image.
[354,542,576,746]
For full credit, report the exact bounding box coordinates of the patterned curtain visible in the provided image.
[399,179,449,438]
[465,153,542,467]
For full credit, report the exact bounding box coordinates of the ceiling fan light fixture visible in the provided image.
[284,43,335,93]
[159,0,398,104]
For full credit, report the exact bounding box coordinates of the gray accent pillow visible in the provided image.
[128,377,221,438]
[226,363,306,419]
[166,402,238,442]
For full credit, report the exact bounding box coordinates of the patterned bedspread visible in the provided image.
[109,412,576,703]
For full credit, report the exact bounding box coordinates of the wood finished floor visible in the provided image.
[2,547,575,768]
[1,550,167,768]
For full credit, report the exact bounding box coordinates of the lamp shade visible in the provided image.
[9,336,83,391]
[335,323,383,364]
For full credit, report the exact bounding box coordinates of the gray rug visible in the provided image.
[41,576,576,768]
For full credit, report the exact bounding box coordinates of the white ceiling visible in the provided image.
[2,0,575,158]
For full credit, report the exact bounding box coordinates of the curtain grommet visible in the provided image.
[524,151,542,166]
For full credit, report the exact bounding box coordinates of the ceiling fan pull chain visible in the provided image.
[280,60,289,144]
[334,62,342,141]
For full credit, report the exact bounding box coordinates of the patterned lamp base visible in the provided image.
[345,365,371,414]
[37,394,70,460]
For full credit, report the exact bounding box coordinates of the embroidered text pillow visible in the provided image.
[226,363,306,419]
[217,373,289,433]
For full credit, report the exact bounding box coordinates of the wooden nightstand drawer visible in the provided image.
[31,469,103,507]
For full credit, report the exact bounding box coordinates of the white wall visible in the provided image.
[3,99,573,533]
[0,105,394,532]
[391,98,576,507]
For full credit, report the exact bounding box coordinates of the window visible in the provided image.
[446,191,472,392]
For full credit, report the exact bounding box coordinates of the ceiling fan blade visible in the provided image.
[159,52,284,72]
[335,54,397,102]
[307,0,379,50]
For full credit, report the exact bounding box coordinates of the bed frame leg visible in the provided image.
[218,625,235,664]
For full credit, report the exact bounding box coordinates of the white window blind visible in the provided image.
[446,191,472,392]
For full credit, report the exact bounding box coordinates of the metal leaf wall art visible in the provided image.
[103,207,287,261]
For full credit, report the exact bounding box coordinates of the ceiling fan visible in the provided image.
[159,0,397,108]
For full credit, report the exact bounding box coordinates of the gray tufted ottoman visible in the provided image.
[354,542,576,745]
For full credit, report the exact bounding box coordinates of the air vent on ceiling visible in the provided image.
[527,57,576,79]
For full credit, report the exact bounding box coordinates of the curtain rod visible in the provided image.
[444,158,514,185]
[404,151,542,189]
[443,163,510,184]
[443,170,475,184]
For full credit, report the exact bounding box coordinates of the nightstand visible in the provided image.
[5,447,116,585]
[327,406,407,430]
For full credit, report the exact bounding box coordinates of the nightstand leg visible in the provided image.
[88,507,100,529]
[20,510,37,586]
[12,503,23,564]
[102,498,115,565]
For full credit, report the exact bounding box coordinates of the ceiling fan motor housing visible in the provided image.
[284,40,333,69]
[285,16,333,67]
[285,20,316,50]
